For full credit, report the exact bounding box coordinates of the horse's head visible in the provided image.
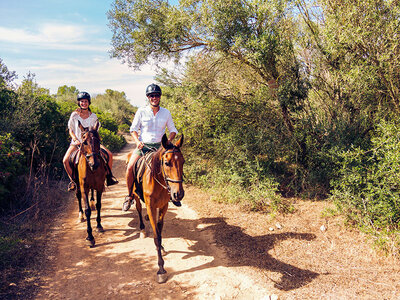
[160,134,185,202]
[78,120,101,171]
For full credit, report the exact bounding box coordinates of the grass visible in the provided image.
[0,179,70,299]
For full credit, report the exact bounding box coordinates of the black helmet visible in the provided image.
[77,91,91,105]
[145,84,162,96]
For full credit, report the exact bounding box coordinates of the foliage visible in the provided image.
[13,76,68,178]
[331,119,400,254]
[93,89,137,125]
[55,85,79,105]
[0,134,25,207]
[92,108,119,133]
[99,127,126,152]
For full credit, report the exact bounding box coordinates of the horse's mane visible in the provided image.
[150,147,164,178]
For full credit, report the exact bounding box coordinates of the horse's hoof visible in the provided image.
[140,230,146,239]
[86,238,95,248]
[157,273,168,284]
[78,212,85,223]
[97,226,105,233]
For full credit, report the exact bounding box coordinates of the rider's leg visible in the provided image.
[100,145,118,186]
[123,151,141,211]
[63,145,77,191]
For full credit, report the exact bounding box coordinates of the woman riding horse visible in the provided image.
[63,91,118,191]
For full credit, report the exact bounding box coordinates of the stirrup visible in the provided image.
[67,181,76,192]
[122,196,133,212]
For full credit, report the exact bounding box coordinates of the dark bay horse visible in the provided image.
[131,134,185,283]
[75,120,107,247]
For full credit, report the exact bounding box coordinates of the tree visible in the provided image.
[55,85,79,104]
[93,89,137,125]
[297,0,400,117]
[108,0,310,164]
[0,58,17,88]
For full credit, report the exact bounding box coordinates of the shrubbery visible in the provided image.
[0,134,25,208]
[331,120,400,253]
[99,127,126,152]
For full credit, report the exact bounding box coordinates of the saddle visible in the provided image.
[132,151,156,201]
[133,152,155,183]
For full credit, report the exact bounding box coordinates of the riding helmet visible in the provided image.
[145,84,162,96]
[77,91,91,104]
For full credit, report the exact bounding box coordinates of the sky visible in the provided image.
[0,0,173,107]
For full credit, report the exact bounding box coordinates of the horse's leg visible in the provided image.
[95,190,104,233]
[135,195,146,238]
[83,188,95,247]
[76,188,85,223]
[90,189,96,211]
[147,204,168,284]
[158,204,168,256]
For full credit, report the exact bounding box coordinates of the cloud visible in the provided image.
[19,56,160,107]
[0,23,107,51]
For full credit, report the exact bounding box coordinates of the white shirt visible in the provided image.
[130,106,178,143]
[68,111,100,144]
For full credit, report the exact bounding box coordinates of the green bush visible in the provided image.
[118,123,130,134]
[0,134,26,208]
[95,111,119,133]
[331,119,400,254]
[99,128,126,152]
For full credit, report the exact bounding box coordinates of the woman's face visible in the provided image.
[79,99,90,109]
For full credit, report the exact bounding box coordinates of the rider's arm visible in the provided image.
[166,110,178,143]
[131,131,144,149]
[168,132,176,143]
[69,128,80,144]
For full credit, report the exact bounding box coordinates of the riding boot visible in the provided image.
[106,173,119,186]
[122,196,132,211]
[67,169,78,192]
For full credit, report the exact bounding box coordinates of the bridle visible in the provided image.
[142,146,184,193]
[80,131,101,165]
[161,149,184,190]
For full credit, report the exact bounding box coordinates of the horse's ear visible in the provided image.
[93,120,100,131]
[78,120,85,132]
[161,134,169,149]
[175,134,184,148]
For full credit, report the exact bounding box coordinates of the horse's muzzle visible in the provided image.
[89,160,99,171]
[172,189,184,201]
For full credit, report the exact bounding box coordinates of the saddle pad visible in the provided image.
[134,151,155,183]
[69,148,80,166]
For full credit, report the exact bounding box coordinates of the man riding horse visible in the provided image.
[123,83,179,211]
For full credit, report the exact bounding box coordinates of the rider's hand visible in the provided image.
[137,141,144,150]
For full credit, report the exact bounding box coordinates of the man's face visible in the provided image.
[147,93,161,107]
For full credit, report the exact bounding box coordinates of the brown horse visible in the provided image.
[131,134,185,283]
[75,120,107,247]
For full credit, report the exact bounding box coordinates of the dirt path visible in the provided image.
[35,138,273,299]
[35,137,400,299]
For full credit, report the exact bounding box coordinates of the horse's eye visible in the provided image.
[165,161,171,167]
